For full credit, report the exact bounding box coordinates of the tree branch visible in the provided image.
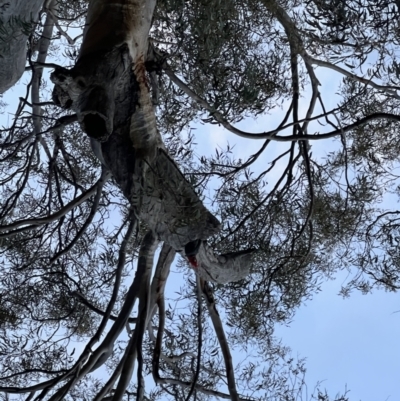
[50,168,111,262]
[202,280,240,401]
[72,291,138,324]
[308,56,400,99]
[185,274,203,401]
[113,231,158,401]
[0,173,106,234]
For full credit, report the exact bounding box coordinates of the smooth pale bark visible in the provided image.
[51,0,254,282]
[0,0,44,94]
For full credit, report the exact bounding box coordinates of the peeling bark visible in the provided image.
[0,0,44,94]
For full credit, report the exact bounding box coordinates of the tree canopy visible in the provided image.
[1,0,400,400]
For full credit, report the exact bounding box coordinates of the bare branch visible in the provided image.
[46,8,76,45]
[94,231,159,401]
[184,274,203,401]
[50,168,111,262]
[0,174,106,234]
[113,231,158,401]
[308,56,400,99]
[163,63,335,141]
[72,291,138,324]
[41,221,142,401]
[148,243,175,322]
[202,281,240,401]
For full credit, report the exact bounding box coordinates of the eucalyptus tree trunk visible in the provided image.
[50,0,254,282]
[51,0,221,247]
[0,0,43,94]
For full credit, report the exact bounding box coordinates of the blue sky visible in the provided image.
[276,272,400,401]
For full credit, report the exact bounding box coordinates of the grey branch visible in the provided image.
[94,231,158,401]
[0,176,105,234]
[202,280,240,401]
